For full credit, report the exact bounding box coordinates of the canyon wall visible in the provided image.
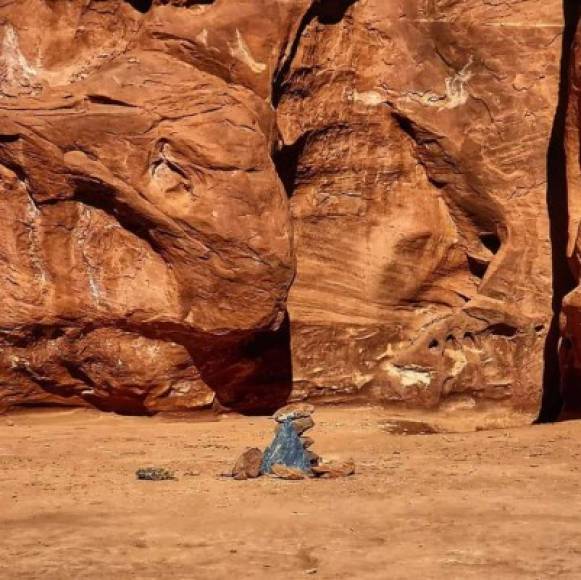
[279,0,561,418]
[0,0,566,420]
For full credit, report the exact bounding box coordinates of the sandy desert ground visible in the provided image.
[2,406,581,579]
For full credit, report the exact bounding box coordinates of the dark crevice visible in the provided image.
[392,112,420,141]
[538,0,579,423]
[479,232,501,254]
[125,0,216,13]
[273,133,310,197]
[212,313,294,415]
[0,325,65,347]
[273,3,318,108]
[467,255,489,279]
[87,95,138,108]
[487,323,518,338]
[316,0,358,24]
[124,0,153,13]
[0,134,20,143]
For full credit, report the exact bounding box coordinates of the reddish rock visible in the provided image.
[561,4,581,413]
[306,450,320,466]
[270,464,309,480]
[273,403,315,423]
[0,0,305,414]
[312,460,356,479]
[276,416,315,436]
[232,447,263,481]
[0,0,568,422]
[278,0,562,421]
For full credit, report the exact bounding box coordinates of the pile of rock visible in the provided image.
[231,403,355,480]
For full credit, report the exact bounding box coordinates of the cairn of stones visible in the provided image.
[232,403,355,480]
[260,403,319,477]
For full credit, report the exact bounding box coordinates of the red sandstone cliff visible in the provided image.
[0,0,572,422]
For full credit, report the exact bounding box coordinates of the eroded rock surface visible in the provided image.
[0,0,567,420]
[277,0,561,418]
[0,0,305,413]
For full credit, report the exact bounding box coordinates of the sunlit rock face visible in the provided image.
[277,0,561,419]
[0,0,306,413]
[0,0,564,420]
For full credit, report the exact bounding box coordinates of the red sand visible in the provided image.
[1,406,580,579]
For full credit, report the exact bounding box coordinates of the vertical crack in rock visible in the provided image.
[538,0,579,422]
[273,0,358,107]
[273,132,310,197]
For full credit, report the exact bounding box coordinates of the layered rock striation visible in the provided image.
[0,0,571,421]
[278,0,561,417]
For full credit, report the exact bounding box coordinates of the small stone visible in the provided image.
[270,464,308,480]
[312,460,355,479]
[305,569,318,575]
[292,416,315,435]
[6,419,15,427]
[306,450,320,466]
[300,436,314,449]
[273,403,315,423]
[276,416,315,436]
[136,467,176,481]
[232,447,263,480]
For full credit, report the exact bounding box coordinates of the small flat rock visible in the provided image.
[136,467,176,481]
[306,450,320,466]
[291,416,315,434]
[270,464,309,480]
[273,403,315,423]
[276,416,315,436]
[232,447,263,480]
[312,460,355,479]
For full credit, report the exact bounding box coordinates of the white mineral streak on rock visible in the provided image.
[196,29,208,47]
[383,363,433,387]
[352,90,384,107]
[2,25,37,82]
[76,207,101,304]
[406,57,473,110]
[446,349,468,377]
[229,29,266,74]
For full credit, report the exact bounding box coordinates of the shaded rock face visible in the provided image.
[561,4,581,412]
[0,0,568,420]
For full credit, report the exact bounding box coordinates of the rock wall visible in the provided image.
[0,0,568,420]
[279,0,561,418]
[561,3,581,412]
[0,0,309,413]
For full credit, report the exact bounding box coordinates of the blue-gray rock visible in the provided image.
[261,420,311,475]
